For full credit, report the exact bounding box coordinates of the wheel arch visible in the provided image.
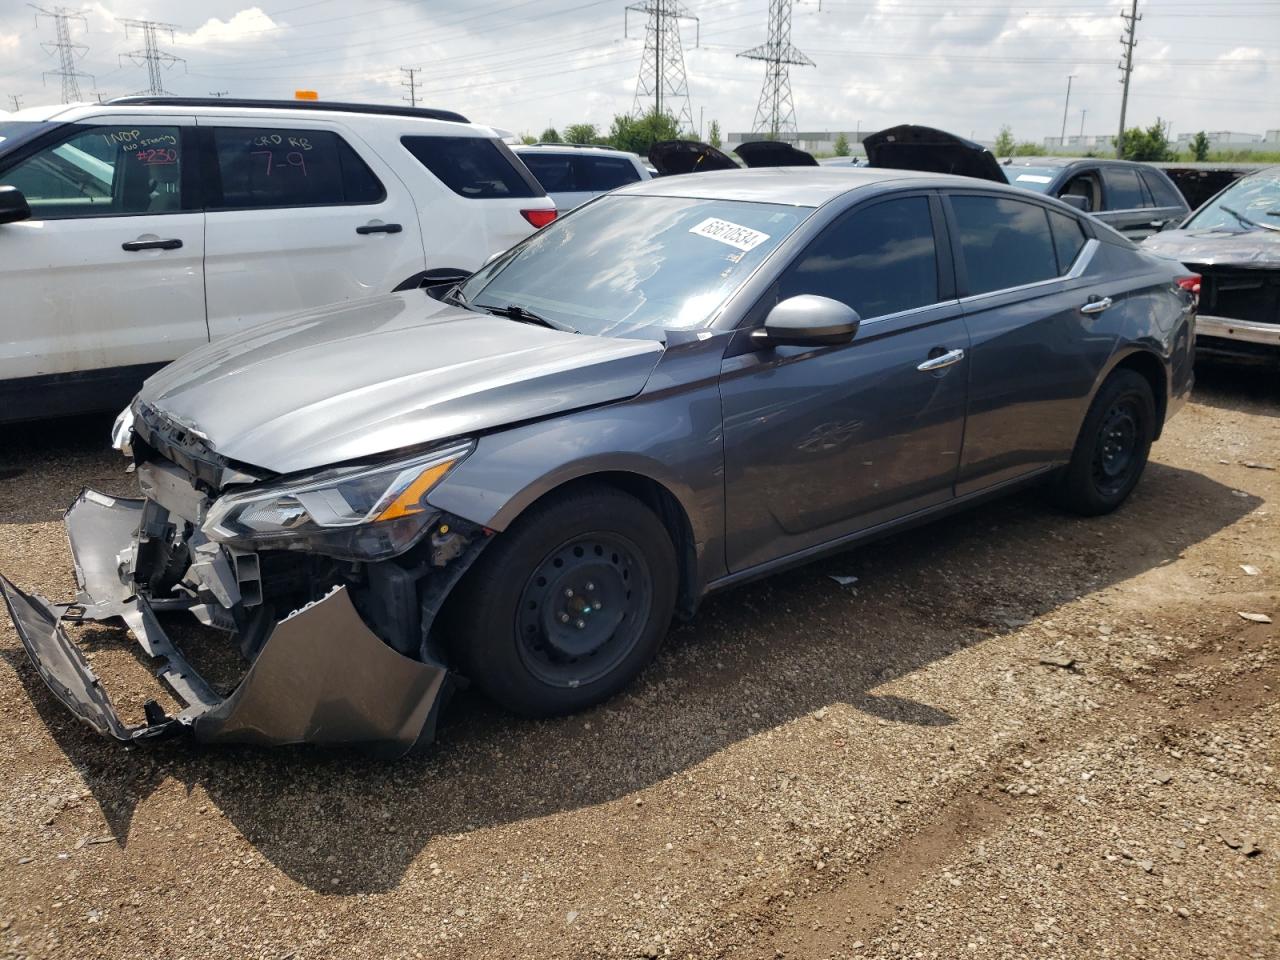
[1103,347,1169,439]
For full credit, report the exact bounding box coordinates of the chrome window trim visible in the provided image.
[858,298,963,328]
[956,238,1099,306]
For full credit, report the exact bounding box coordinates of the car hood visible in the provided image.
[648,139,739,175]
[733,140,818,168]
[863,124,1006,184]
[1142,226,1280,268]
[137,293,664,475]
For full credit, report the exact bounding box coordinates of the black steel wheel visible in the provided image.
[446,485,677,717]
[1053,368,1156,516]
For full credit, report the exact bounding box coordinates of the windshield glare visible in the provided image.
[1004,166,1059,193]
[1185,171,1280,232]
[459,194,809,339]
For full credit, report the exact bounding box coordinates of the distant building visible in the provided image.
[725,131,870,156]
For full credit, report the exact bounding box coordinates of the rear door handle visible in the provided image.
[122,238,182,251]
[356,222,403,235]
[1080,296,1113,315]
[917,347,965,372]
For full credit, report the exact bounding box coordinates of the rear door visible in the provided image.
[1098,165,1157,240]
[1137,168,1190,231]
[0,115,206,392]
[199,118,424,339]
[944,191,1113,494]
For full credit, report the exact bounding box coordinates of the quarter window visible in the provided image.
[779,196,939,319]
[402,135,541,198]
[208,127,384,209]
[951,195,1058,295]
[1048,209,1088,273]
[2,124,184,219]
[1103,166,1148,209]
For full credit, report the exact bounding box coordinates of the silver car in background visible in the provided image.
[513,142,650,211]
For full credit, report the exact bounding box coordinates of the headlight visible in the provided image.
[111,405,135,457]
[202,440,473,561]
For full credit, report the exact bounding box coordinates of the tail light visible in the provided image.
[1176,274,1200,304]
[521,208,557,228]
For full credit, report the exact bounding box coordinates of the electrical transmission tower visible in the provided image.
[31,5,94,104]
[738,0,813,140]
[1115,0,1140,158]
[401,67,421,108]
[119,18,185,96]
[625,1,698,133]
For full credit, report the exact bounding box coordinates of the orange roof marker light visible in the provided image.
[295,90,319,101]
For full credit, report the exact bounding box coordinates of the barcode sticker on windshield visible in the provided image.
[689,217,770,252]
[1015,174,1053,184]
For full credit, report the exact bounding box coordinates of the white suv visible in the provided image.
[512,143,650,212]
[0,96,556,421]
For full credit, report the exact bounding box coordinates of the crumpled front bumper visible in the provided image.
[0,490,449,757]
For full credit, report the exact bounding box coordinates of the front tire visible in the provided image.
[446,485,677,717]
[1053,368,1156,516]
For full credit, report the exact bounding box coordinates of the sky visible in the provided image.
[1,0,1277,144]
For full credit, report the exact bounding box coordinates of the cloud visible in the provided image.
[178,8,279,47]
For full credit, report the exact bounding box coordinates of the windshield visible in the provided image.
[458,194,810,339]
[0,121,53,160]
[1184,170,1280,232]
[1004,166,1059,193]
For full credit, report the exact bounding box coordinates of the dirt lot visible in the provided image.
[0,363,1276,960]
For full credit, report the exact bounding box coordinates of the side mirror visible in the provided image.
[0,185,31,225]
[754,295,861,348]
[1059,193,1091,213]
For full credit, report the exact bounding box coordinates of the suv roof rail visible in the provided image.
[523,141,612,150]
[104,96,470,124]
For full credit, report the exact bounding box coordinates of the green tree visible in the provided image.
[518,132,538,145]
[993,125,1016,156]
[1189,130,1211,162]
[539,127,562,144]
[1012,141,1047,156]
[707,119,721,149]
[562,122,601,145]
[833,132,850,156]
[1117,118,1172,161]
[606,109,683,155]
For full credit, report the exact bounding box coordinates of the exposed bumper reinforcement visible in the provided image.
[1,490,449,756]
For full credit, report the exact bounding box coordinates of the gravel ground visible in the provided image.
[0,362,1276,960]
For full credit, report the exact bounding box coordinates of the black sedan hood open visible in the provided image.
[648,139,739,175]
[864,124,1006,184]
[733,140,819,168]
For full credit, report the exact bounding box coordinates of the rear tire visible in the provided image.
[445,485,677,717]
[1052,368,1156,516]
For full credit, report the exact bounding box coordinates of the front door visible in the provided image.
[720,194,969,572]
[0,117,206,395]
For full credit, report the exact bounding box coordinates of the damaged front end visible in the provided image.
[0,405,490,756]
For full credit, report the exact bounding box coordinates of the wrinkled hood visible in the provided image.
[733,140,818,168]
[648,139,739,175]
[138,293,664,475]
[1142,226,1280,268]
[863,124,1006,184]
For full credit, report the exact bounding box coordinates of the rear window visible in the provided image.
[1138,169,1185,209]
[209,127,384,209]
[402,135,541,199]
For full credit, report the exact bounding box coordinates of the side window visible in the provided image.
[1139,169,1184,209]
[1103,166,1147,210]
[3,124,183,219]
[1048,209,1088,274]
[950,195,1058,295]
[401,135,541,198]
[779,196,939,320]
[577,156,641,191]
[209,127,383,209]
[520,153,576,193]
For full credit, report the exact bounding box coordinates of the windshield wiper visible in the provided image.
[1220,205,1280,233]
[477,303,577,333]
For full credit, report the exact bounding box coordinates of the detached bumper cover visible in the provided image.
[1,490,448,756]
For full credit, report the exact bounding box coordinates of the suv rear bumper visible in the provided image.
[1,490,448,757]
[1197,314,1280,348]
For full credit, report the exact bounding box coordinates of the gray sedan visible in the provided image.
[1,167,1198,755]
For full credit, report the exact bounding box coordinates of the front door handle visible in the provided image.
[1080,296,1113,315]
[122,238,182,251]
[356,222,403,235]
[916,347,965,372]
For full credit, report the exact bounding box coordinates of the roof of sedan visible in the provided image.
[618,166,951,207]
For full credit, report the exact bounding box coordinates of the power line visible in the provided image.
[625,0,698,131]
[1117,0,1140,158]
[118,18,186,96]
[738,0,813,140]
[31,4,94,104]
[401,67,421,107]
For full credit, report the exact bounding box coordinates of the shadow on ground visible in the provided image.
[7,451,1259,894]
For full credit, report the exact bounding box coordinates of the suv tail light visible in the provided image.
[1176,274,1200,305]
[521,208,557,228]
